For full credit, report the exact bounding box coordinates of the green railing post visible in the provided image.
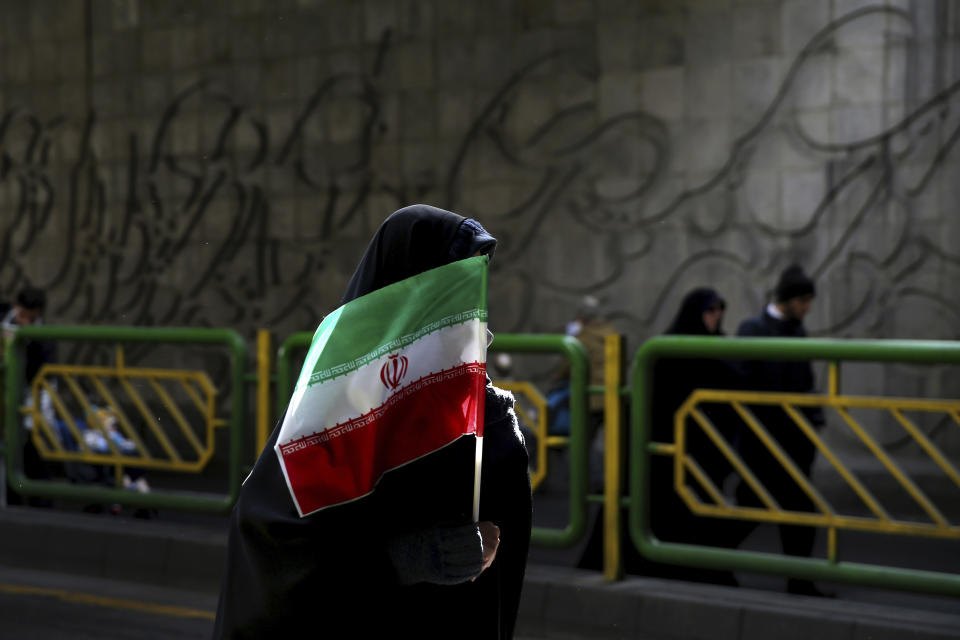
[5,338,23,498]
[0,359,6,457]
[276,331,313,422]
[490,334,590,549]
[5,325,248,515]
[630,335,960,597]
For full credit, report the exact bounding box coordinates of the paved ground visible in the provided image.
[0,567,215,640]
[0,565,562,640]
[1,449,958,639]
[0,516,958,639]
[4,561,958,640]
[528,442,960,617]
[529,495,960,615]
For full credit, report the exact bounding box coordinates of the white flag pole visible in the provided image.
[472,435,483,522]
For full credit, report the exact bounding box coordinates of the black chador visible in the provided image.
[213,205,531,639]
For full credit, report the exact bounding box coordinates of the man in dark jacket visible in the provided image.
[736,265,828,596]
[1,287,55,386]
[2,286,56,506]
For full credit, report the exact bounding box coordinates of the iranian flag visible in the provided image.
[276,255,489,517]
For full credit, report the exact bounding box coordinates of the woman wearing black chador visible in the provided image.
[652,288,739,484]
[213,205,532,639]
[579,287,745,585]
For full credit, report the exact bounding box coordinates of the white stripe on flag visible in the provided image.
[279,318,486,446]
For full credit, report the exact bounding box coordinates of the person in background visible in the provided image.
[556,296,618,487]
[579,287,745,585]
[565,294,618,423]
[736,264,828,597]
[1,287,54,386]
[2,286,56,507]
[645,287,747,584]
[652,289,735,488]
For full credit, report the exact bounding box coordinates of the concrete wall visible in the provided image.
[2,1,959,458]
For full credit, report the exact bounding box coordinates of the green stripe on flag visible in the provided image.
[295,256,488,390]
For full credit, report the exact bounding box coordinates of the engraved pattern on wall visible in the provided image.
[1,3,958,402]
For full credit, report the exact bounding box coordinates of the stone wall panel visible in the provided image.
[0,1,958,463]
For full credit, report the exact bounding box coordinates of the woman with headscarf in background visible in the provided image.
[645,287,747,585]
[214,205,532,639]
[579,287,746,583]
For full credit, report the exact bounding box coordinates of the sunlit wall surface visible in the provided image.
[1,2,958,421]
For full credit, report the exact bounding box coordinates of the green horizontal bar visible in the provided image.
[492,334,590,549]
[588,385,630,396]
[636,335,960,364]
[586,494,632,507]
[8,474,234,514]
[13,324,247,349]
[6,325,247,515]
[636,537,960,597]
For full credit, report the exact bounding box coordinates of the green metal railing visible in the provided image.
[276,331,312,421]
[631,336,960,597]
[5,325,247,514]
[7,323,957,596]
[277,331,590,548]
[490,334,589,548]
[0,360,5,459]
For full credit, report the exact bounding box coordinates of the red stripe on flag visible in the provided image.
[279,362,487,515]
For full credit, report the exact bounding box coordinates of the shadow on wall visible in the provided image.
[0,5,958,353]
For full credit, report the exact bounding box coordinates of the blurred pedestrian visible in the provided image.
[736,264,828,597]
[652,289,736,461]
[645,287,747,584]
[1,286,54,386]
[554,295,618,486]
[579,287,745,585]
[550,295,618,431]
[2,286,55,507]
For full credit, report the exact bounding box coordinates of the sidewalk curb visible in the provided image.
[518,565,960,640]
[0,507,226,592]
[2,507,958,639]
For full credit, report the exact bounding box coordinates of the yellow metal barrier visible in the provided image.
[25,347,225,484]
[256,329,272,456]
[497,334,624,579]
[494,380,569,492]
[602,333,623,581]
[671,365,960,546]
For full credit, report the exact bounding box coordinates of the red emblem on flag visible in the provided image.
[380,353,408,390]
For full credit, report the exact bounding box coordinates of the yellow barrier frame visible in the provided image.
[25,347,224,483]
[494,380,569,492]
[673,365,960,546]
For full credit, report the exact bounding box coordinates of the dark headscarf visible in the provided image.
[342,204,497,304]
[666,287,726,335]
[774,264,815,303]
